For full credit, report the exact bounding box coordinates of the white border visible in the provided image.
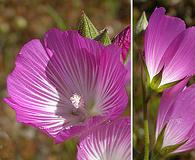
[130,0,133,159]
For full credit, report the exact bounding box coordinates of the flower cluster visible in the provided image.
[145,7,195,92]
[142,7,195,159]
[4,13,130,159]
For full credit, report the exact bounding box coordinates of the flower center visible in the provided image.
[70,93,84,109]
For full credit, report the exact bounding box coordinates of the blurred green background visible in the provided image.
[134,0,195,160]
[0,0,130,159]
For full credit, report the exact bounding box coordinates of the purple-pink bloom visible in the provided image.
[77,117,131,160]
[4,28,128,143]
[156,79,195,153]
[145,7,195,88]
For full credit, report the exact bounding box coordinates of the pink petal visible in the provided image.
[95,44,128,118]
[112,25,130,61]
[156,84,195,153]
[77,117,131,160]
[160,27,195,86]
[125,58,131,84]
[4,98,65,138]
[156,78,189,139]
[167,85,195,152]
[163,118,192,148]
[144,7,185,81]
[175,123,195,153]
[5,40,64,139]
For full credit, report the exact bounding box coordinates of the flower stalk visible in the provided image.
[141,56,150,160]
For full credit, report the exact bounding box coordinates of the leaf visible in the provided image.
[78,11,99,39]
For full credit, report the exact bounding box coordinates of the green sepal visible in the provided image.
[124,52,130,64]
[143,60,150,85]
[136,11,148,34]
[160,140,187,155]
[78,11,99,39]
[94,29,111,46]
[150,67,163,91]
[151,125,186,160]
[154,125,166,152]
[140,53,150,84]
[157,78,185,92]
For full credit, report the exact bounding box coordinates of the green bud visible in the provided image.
[78,11,99,39]
[94,29,111,46]
[136,11,148,34]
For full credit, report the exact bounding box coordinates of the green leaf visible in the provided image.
[94,29,111,46]
[136,11,148,34]
[78,11,99,39]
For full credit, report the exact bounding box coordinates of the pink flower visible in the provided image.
[4,28,128,143]
[144,7,195,90]
[155,79,195,153]
[77,117,131,160]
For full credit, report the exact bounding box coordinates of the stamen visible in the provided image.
[70,93,83,109]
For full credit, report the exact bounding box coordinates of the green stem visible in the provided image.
[144,115,150,160]
[151,152,165,160]
[151,151,161,160]
[141,59,150,160]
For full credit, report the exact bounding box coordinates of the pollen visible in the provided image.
[70,93,83,109]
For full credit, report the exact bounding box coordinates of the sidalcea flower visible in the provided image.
[144,7,195,91]
[155,79,195,154]
[77,117,131,160]
[4,28,128,143]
